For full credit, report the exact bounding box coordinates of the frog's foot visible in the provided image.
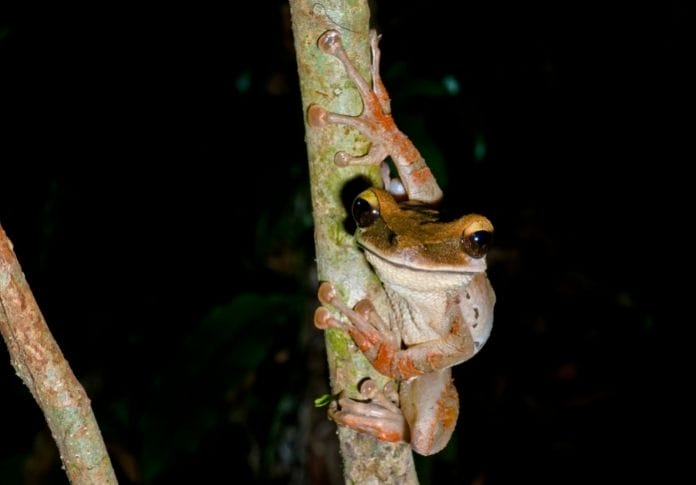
[329,378,408,444]
[314,282,400,376]
[307,30,399,172]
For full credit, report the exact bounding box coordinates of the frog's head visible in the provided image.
[352,188,493,291]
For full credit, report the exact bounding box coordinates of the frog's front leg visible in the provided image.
[314,282,401,373]
[307,30,442,204]
[315,282,477,380]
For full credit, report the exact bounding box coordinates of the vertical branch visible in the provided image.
[0,224,116,484]
[289,0,418,482]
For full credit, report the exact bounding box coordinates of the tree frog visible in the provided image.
[309,30,495,455]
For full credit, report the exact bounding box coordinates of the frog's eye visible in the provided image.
[461,229,493,258]
[352,190,381,228]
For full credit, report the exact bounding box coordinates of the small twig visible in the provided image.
[0,224,117,484]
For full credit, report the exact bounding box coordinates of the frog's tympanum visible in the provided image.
[309,30,495,456]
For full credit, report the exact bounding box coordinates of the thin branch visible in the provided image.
[0,224,117,484]
[289,0,418,482]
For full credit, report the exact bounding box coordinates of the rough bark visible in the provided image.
[0,224,117,484]
[289,0,418,483]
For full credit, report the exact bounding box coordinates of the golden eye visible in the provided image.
[461,229,493,258]
[352,190,381,228]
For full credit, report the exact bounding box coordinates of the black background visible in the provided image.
[0,1,684,483]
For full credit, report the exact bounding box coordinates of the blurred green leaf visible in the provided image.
[314,394,333,407]
[474,131,487,161]
[442,74,460,95]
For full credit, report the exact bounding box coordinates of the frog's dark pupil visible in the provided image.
[471,231,491,249]
[462,230,492,258]
[352,197,380,228]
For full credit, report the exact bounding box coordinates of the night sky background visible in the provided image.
[0,1,684,484]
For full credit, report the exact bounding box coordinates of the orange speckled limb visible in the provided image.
[329,378,408,444]
[315,282,476,381]
[307,30,443,204]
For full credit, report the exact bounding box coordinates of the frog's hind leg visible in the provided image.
[329,378,409,444]
[399,369,458,456]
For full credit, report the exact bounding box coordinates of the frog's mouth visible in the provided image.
[358,242,486,275]
[360,246,479,292]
